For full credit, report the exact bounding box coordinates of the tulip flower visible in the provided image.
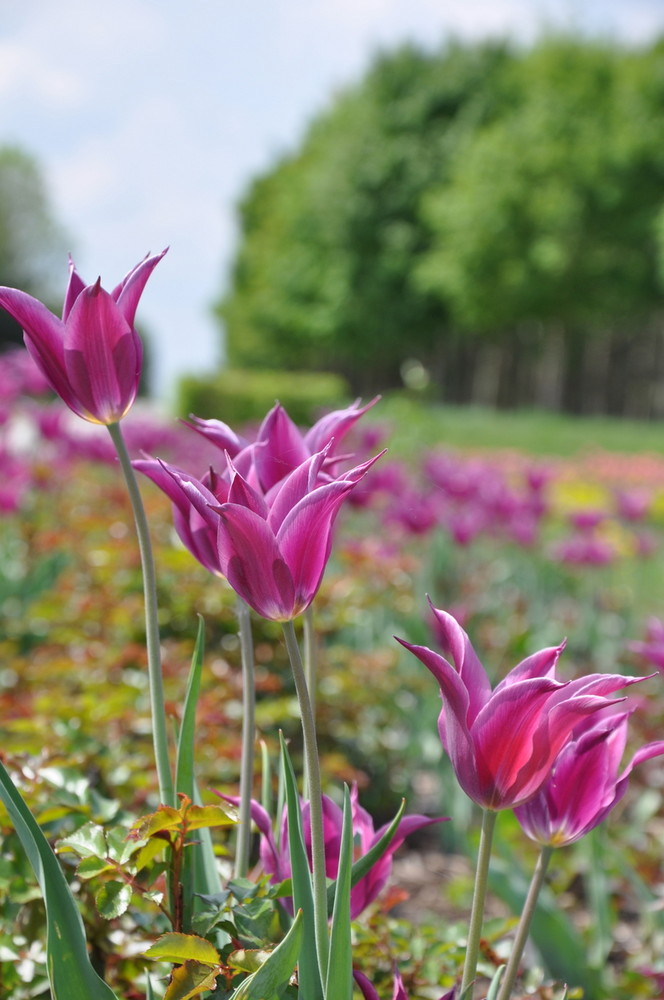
[211,445,382,621]
[397,602,648,810]
[354,968,455,1000]
[187,396,379,492]
[218,785,445,919]
[0,250,166,425]
[514,708,664,847]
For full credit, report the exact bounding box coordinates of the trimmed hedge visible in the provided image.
[175,368,351,425]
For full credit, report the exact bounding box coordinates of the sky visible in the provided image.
[1,0,664,405]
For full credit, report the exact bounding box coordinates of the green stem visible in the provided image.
[107,422,174,808]
[460,808,498,997]
[282,619,329,985]
[495,846,553,1000]
[302,605,317,798]
[235,598,256,879]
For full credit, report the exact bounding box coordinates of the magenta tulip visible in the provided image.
[514,708,664,846]
[0,250,166,425]
[188,396,379,492]
[211,446,382,620]
[354,968,455,1000]
[218,785,445,919]
[398,602,648,810]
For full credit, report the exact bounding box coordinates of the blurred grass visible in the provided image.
[379,394,664,457]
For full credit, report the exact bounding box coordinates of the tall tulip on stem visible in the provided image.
[0,251,174,808]
[399,603,651,996]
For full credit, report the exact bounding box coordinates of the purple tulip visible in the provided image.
[0,251,166,425]
[218,785,445,919]
[210,446,382,620]
[132,457,229,576]
[187,397,378,493]
[354,968,455,1000]
[514,708,664,846]
[397,602,648,810]
[628,617,664,674]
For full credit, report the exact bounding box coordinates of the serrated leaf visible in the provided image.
[134,836,169,872]
[76,856,115,880]
[164,960,221,1000]
[96,881,133,919]
[56,821,106,859]
[231,910,303,1000]
[186,803,238,831]
[144,932,221,966]
[131,806,183,840]
[104,826,138,865]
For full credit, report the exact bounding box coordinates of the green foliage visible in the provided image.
[218,40,510,390]
[176,368,350,425]
[219,36,664,412]
[0,145,70,349]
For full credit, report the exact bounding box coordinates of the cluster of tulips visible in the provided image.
[1,252,663,999]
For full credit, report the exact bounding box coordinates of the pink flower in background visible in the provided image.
[615,488,651,522]
[552,533,615,567]
[398,602,648,810]
[218,786,445,919]
[354,968,455,1000]
[628,617,664,674]
[0,251,166,425]
[514,708,664,846]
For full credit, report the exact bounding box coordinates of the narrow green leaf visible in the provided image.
[325,786,353,1000]
[175,615,206,800]
[231,909,303,1000]
[144,931,220,966]
[325,798,406,915]
[0,759,120,1000]
[96,880,133,919]
[145,975,156,1000]
[280,733,324,1000]
[485,964,506,1000]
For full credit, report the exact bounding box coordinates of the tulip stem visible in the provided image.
[235,598,256,879]
[495,845,552,1000]
[460,808,498,997]
[302,606,317,798]
[107,422,175,808]
[282,619,329,985]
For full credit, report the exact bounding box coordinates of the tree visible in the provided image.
[0,146,70,351]
[218,41,513,393]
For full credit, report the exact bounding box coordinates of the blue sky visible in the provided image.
[1,0,663,403]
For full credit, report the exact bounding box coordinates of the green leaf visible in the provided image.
[325,797,406,915]
[231,909,303,1000]
[325,786,353,1000]
[96,880,133,919]
[56,821,107,859]
[144,932,221,966]
[485,965,506,1000]
[76,856,116,880]
[175,615,206,800]
[186,803,238,831]
[280,733,324,1000]
[131,805,183,840]
[164,960,221,1000]
[0,758,120,1000]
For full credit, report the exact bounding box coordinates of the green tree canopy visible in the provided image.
[0,146,70,350]
[218,35,664,411]
[219,40,512,391]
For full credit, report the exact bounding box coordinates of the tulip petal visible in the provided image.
[427,604,492,723]
[304,397,379,455]
[0,288,72,402]
[255,404,310,490]
[216,504,296,620]
[64,283,139,423]
[112,248,167,327]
